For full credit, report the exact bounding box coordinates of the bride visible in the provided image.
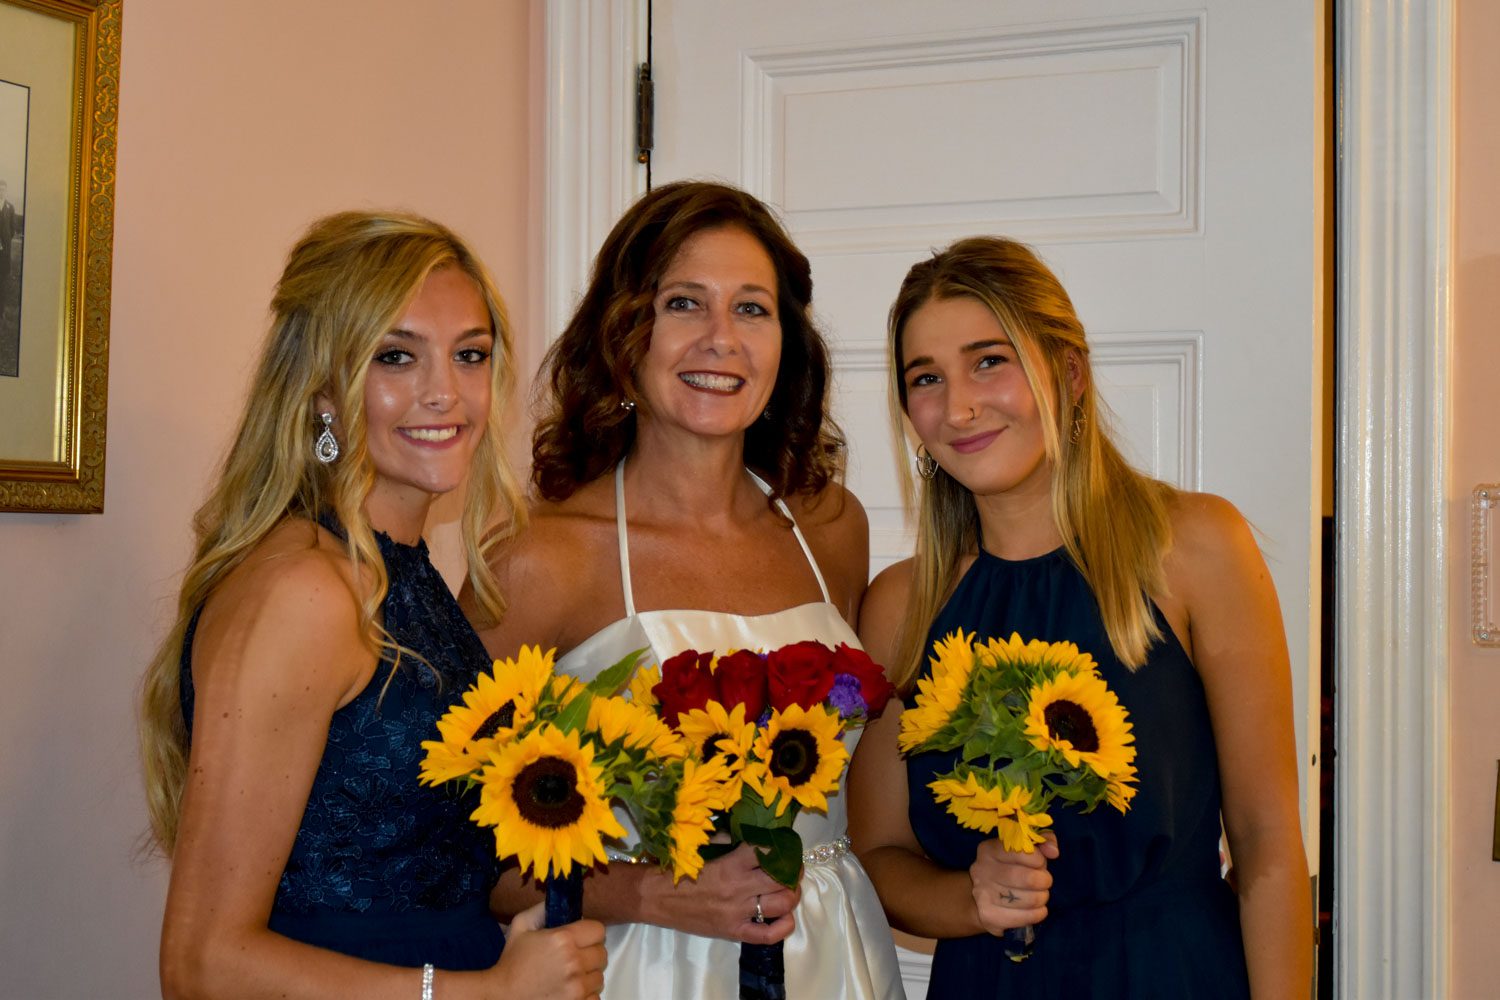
[470,181,904,999]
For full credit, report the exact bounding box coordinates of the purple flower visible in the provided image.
[828,674,866,720]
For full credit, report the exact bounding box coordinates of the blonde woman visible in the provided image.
[849,238,1310,998]
[140,212,606,999]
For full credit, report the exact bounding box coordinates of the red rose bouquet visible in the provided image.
[641,640,895,1000]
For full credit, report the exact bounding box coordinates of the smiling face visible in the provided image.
[900,294,1056,501]
[635,225,783,445]
[354,265,495,528]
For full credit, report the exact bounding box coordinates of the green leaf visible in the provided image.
[740,823,805,887]
[551,690,594,734]
[587,648,648,697]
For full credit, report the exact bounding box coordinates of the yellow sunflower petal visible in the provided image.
[587,694,688,759]
[629,664,662,710]
[1023,669,1135,779]
[745,703,849,817]
[470,724,626,880]
[666,755,733,882]
[420,654,559,785]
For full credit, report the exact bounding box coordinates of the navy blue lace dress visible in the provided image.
[907,547,1249,999]
[181,522,503,970]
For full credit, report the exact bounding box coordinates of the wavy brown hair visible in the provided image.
[532,181,844,501]
[139,211,524,853]
[887,237,1176,687]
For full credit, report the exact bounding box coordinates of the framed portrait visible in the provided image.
[0,0,119,513]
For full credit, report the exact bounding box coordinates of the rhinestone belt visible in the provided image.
[803,835,851,867]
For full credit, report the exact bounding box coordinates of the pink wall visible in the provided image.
[1451,0,1500,995]
[0,2,540,994]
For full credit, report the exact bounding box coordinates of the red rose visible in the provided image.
[714,649,769,720]
[654,649,718,726]
[766,640,836,712]
[832,643,896,716]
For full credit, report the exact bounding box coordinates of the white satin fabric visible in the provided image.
[551,465,904,999]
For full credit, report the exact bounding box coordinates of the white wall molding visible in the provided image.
[1089,330,1202,490]
[1335,1,1452,996]
[738,14,1203,252]
[543,0,648,348]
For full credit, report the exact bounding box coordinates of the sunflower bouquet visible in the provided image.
[644,640,896,1000]
[419,645,726,927]
[898,630,1138,959]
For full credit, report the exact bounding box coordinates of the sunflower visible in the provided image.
[897,630,977,752]
[676,701,756,797]
[1105,761,1139,813]
[981,632,1096,676]
[929,773,1054,853]
[1023,669,1135,779]
[665,755,735,882]
[418,647,556,785]
[470,723,626,879]
[587,694,688,760]
[629,663,662,710]
[744,703,849,817]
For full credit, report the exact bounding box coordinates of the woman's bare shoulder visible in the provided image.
[858,557,916,668]
[193,518,372,703]
[1163,491,1257,574]
[474,488,621,655]
[787,481,870,614]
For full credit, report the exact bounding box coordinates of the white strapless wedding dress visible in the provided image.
[555,463,904,1000]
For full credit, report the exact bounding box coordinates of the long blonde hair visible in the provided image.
[887,237,1175,688]
[139,211,524,853]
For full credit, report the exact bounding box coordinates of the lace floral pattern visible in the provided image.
[181,522,499,916]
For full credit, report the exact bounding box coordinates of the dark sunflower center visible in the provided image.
[1044,699,1100,753]
[769,730,820,786]
[472,700,517,741]
[512,755,585,828]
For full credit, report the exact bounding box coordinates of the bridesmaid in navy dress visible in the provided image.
[139,212,607,999]
[849,237,1311,998]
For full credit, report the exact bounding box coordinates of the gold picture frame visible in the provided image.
[0,0,119,513]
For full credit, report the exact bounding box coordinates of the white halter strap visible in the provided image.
[612,459,831,616]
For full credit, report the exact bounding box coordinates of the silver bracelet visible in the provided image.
[421,963,434,1000]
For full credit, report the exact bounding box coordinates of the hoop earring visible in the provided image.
[915,444,938,480]
[314,412,339,464]
[1069,403,1087,445]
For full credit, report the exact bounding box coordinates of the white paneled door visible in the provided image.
[645,1,1324,991]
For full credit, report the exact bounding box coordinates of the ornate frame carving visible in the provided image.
[0,0,119,513]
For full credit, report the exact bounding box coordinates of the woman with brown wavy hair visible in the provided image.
[470,181,903,998]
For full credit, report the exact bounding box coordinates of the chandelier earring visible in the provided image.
[914,444,938,480]
[314,411,339,464]
[1069,402,1087,445]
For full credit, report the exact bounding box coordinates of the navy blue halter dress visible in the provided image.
[906,547,1249,999]
[181,521,503,970]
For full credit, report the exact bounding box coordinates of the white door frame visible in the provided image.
[1334,2,1452,998]
[540,2,1454,995]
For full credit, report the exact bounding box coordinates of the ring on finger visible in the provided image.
[754,895,765,923]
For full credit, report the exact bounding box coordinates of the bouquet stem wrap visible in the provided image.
[739,936,787,1000]
[544,868,585,928]
[1002,924,1035,962]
